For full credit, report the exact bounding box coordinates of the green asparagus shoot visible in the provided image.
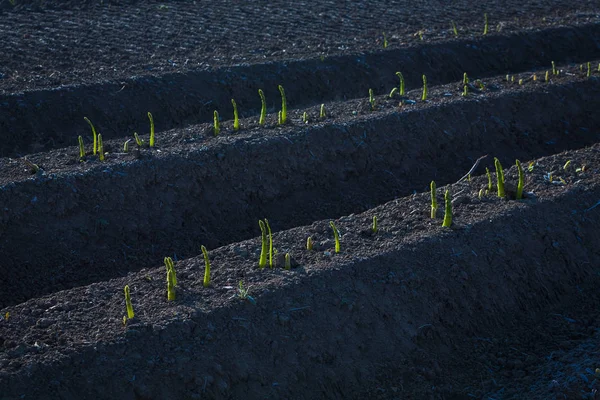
[134,132,144,147]
[278,111,282,125]
[258,220,267,268]
[284,253,291,270]
[97,134,105,161]
[463,85,468,97]
[518,79,523,85]
[84,117,98,155]
[78,136,85,160]
[124,285,134,319]
[545,70,549,82]
[389,87,398,98]
[483,13,488,35]
[302,112,308,124]
[369,88,375,111]
[201,245,211,288]
[167,269,175,301]
[213,111,220,136]
[463,72,469,85]
[372,215,378,234]
[563,160,571,170]
[552,61,557,75]
[442,189,452,227]
[451,20,458,37]
[164,257,177,286]
[330,221,340,253]
[231,99,240,131]
[264,218,273,268]
[306,236,313,250]
[494,157,505,198]
[123,139,131,153]
[587,62,591,78]
[430,181,437,218]
[320,103,326,118]
[421,75,428,101]
[486,167,492,191]
[396,72,405,96]
[278,85,287,124]
[148,112,155,147]
[382,32,388,48]
[258,89,267,125]
[516,159,524,200]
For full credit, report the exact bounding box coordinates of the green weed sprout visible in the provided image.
[442,189,452,227]
[231,99,240,131]
[451,21,458,37]
[164,257,177,286]
[421,75,428,101]
[201,245,210,288]
[78,136,85,159]
[264,218,273,268]
[396,72,405,96]
[167,269,176,301]
[486,167,492,191]
[284,253,291,270]
[372,216,378,234]
[483,13,488,35]
[84,117,98,155]
[278,85,287,124]
[213,111,220,136]
[148,112,155,147]
[516,159,524,200]
[320,103,326,118]
[124,285,134,319]
[306,236,313,250]
[123,139,131,153]
[382,32,388,48]
[329,221,340,253]
[587,62,591,78]
[545,71,549,82]
[430,181,437,218]
[369,88,375,111]
[258,89,267,125]
[552,61,557,75]
[97,134,105,161]
[237,280,256,304]
[494,157,505,198]
[302,112,308,123]
[258,220,267,268]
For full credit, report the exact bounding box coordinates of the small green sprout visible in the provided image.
[213,111,220,136]
[148,112,155,147]
[201,245,210,288]
[23,158,40,174]
[231,99,240,131]
[84,117,98,155]
[237,280,256,304]
[97,134,105,161]
[134,132,144,147]
[506,74,510,82]
[516,159,524,200]
[302,112,309,124]
[421,75,428,101]
[123,139,131,153]
[320,103,326,118]
[396,72,405,96]
[258,220,267,269]
[544,71,549,82]
[258,89,267,125]
[430,181,437,219]
[167,269,176,301]
[533,74,537,81]
[124,285,134,319]
[451,21,458,37]
[442,189,452,227]
[563,160,571,170]
[369,88,375,111]
[372,215,378,234]
[389,87,398,98]
[587,62,591,78]
[478,188,486,199]
[306,236,313,250]
[580,64,584,72]
[486,167,492,191]
[382,32,388,48]
[122,316,127,327]
[278,85,287,124]
[418,31,423,40]
[528,161,535,172]
[164,257,177,286]
[4,312,9,321]
[284,253,291,270]
[264,218,273,268]
[463,85,468,97]
[518,79,523,85]
[463,73,469,86]
[494,157,505,198]
[483,13,488,35]
[329,221,340,253]
[78,136,85,160]
[552,61,557,75]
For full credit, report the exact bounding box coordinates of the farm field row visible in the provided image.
[1,143,599,399]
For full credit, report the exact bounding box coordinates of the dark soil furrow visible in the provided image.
[1,23,600,157]
[0,77,598,308]
[1,144,599,400]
